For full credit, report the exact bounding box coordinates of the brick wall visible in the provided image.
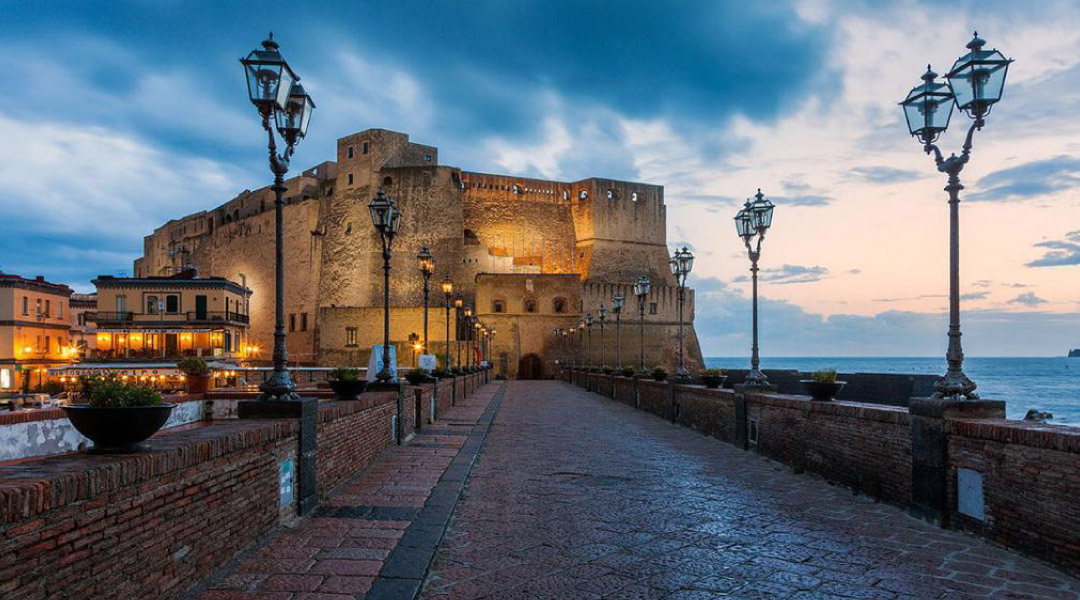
[637,379,669,420]
[612,377,636,408]
[0,420,300,600]
[316,393,398,494]
[674,386,737,444]
[948,419,1080,572]
[746,392,911,504]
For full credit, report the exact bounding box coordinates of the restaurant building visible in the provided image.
[0,273,75,392]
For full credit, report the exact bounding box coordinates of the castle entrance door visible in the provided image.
[518,354,543,380]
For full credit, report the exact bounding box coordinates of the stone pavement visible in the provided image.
[419,381,1080,600]
[191,381,504,600]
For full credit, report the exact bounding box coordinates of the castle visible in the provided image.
[134,128,702,379]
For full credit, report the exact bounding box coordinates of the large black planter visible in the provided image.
[800,380,846,401]
[63,404,176,453]
[329,379,367,400]
[701,375,727,389]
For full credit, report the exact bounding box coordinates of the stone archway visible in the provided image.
[518,354,544,380]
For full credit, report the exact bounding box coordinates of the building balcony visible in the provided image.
[89,311,250,326]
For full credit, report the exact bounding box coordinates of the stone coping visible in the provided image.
[0,418,299,524]
[950,418,1080,454]
[744,391,911,425]
[0,393,202,426]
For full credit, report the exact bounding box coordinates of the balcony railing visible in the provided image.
[89,311,250,325]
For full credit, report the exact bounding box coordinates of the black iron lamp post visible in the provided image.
[585,313,594,369]
[453,297,463,371]
[462,306,472,369]
[734,190,775,388]
[569,326,578,369]
[240,34,315,401]
[598,303,607,369]
[901,32,1012,400]
[670,248,694,378]
[441,275,453,373]
[612,293,624,371]
[417,246,435,371]
[473,321,482,367]
[633,276,651,375]
[370,189,402,384]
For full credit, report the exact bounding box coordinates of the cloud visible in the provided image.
[960,292,989,301]
[1009,292,1048,306]
[772,195,833,207]
[847,166,923,184]
[972,280,993,288]
[1026,231,1080,267]
[847,269,862,275]
[969,156,1080,202]
[732,264,828,285]
[873,294,947,302]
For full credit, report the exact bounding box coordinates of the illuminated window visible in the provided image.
[631,192,639,202]
[346,327,358,347]
[0,369,10,389]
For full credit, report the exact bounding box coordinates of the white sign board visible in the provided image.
[418,354,438,371]
[957,468,985,520]
[367,345,398,382]
[279,458,294,507]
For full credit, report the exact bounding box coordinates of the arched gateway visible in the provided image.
[518,354,543,380]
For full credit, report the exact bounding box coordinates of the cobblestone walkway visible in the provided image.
[420,381,1080,600]
[193,382,502,600]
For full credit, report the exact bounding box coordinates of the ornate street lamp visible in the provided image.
[670,247,694,377]
[569,326,578,369]
[598,303,607,370]
[462,306,472,369]
[441,274,453,374]
[240,34,315,401]
[473,321,482,367]
[612,293,625,371]
[585,313,594,369]
[370,188,402,385]
[734,190,775,388]
[901,33,1012,399]
[417,246,435,371]
[633,276,651,375]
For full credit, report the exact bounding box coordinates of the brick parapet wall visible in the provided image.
[674,386,737,444]
[316,393,398,494]
[612,377,636,408]
[637,379,670,419]
[948,418,1080,573]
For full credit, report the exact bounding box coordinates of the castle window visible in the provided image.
[424,154,432,162]
[606,189,614,200]
[146,296,158,314]
[347,173,354,186]
[492,299,505,314]
[552,298,566,314]
[649,302,658,315]
[383,176,393,186]
[524,299,537,313]
[166,295,179,314]
[579,191,588,199]
[21,296,28,316]
[562,190,569,200]
[234,209,240,221]
[362,141,370,154]
[346,327,357,347]
[288,314,296,332]
[348,145,354,159]
[632,192,638,202]
[300,313,308,331]
[512,184,521,194]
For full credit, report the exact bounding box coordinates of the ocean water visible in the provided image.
[704,356,1080,426]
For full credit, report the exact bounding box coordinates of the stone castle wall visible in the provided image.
[133,128,703,376]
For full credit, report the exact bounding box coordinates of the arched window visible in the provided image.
[578,190,588,200]
[552,297,566,313]
[512,184,521,194]
[492,299,505,313]
[383,176,393,186]
[606,189,614,200]
[524,298,538,313]
[631,192,639,202]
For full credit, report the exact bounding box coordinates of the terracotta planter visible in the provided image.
[184,375,211,394]
[701,375,727,389]
[801,380,846,401]
[329,379,367,400]
[63,404,176,453]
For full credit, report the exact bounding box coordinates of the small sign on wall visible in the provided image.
[279,458,294,508]
[957,467,985,520]
[419,354,437,371]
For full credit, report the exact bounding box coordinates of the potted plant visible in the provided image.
[601,365,613,375]
[63,379,174,453]
[652,366,668,382]
[700,368,727,389]
[177,357,211,394]
[801,369,846,401]
[431,368,449,379]
[620,366,636,378]
[328,367,366,400]
[404,369,428,385]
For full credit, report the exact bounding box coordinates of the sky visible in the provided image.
[0,0,1078,357]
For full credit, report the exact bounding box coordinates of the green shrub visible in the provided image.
[601,365,613,375]
[811,369,838,383]
[89,380,163,408]
[176,357,209,377]
[620,366,636,377]
[404,369,427,385]
[329,367,363,382]
[652,366,668,381]
[701,368,726,377]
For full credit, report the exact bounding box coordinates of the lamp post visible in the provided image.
[598,303,607,370]
[473,321,482,366]
[901,33,1012,400]
[463,306,472,369]
[442,275,453,374]
[417,246,435,372]
[633,276,651,375]
[370,189,402,384]
[454,297,464,372]
[734,190,775,388]
[569,326,578,369]
[670,248,694,378]
[585,313,594,369]
[240,34,315,401]
[612,293,624,371]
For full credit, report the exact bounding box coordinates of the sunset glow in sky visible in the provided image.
[0,0,1077,355]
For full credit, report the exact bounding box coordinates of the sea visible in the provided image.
[704,356,1080,426]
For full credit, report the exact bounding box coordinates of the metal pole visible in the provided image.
[639,300,646,374]
[259,116,297,401]
[587,326,592,369]
[422,273,430,357]
[379,241,392,382]
[615,312,621,371]
[445,298,451,372]
[750,254,762,382]
[676,283,687,377]
[599,321,605,369]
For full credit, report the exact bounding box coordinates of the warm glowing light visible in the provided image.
[122,375,130,380]
[413,343,422,351]
[23,346,32,354]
